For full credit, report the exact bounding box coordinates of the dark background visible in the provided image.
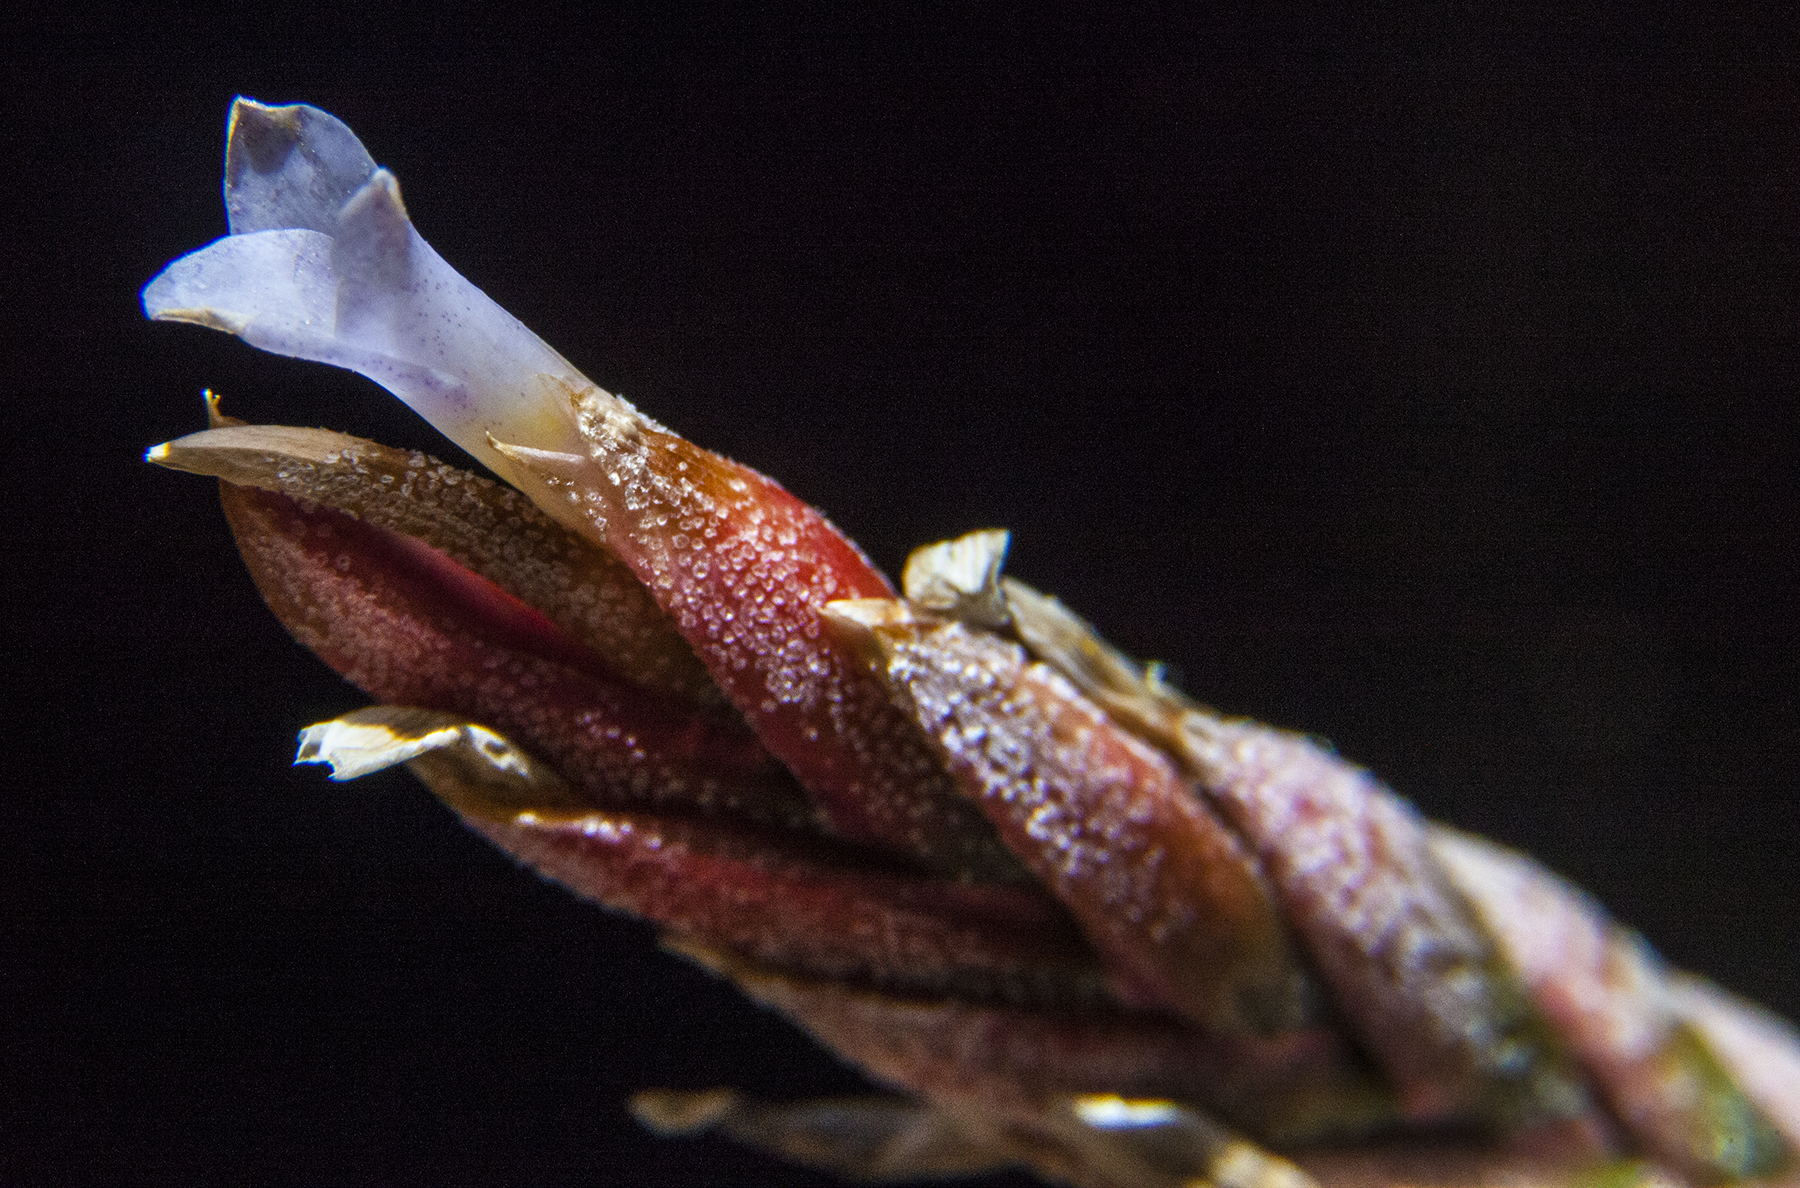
[6,10,1798,1186]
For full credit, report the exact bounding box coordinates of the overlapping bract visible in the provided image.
[143,100,1800,1188]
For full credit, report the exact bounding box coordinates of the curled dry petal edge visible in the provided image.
[142,99,1800,1188]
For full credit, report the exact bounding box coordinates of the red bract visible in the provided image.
[492,390,1025,879]
[144,100,1800,1188]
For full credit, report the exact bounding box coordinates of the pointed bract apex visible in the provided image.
[295,705,583,818]
[148,420,723,706]
[903,529,1012,629]
[296,706,489,780]
[820,597,920,635]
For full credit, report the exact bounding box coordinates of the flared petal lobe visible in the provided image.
[144,99,597,515]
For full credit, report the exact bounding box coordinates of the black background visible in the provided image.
[6,10,1798,1186]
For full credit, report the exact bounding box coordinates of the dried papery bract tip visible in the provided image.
[203,388,238,428]
[1065,1095,1323,1188]
[294,705,584,818]
[629,1090,1019,1181]
[629,1088,742,1136]
[820,598,920,630]
[903,529,1012,628]
[294,709,467,781]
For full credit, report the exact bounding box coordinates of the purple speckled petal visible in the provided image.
[143,98,597,513]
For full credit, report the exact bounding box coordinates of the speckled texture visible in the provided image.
[1434,829,1794,1181]
[221,481,813,827]
[707,953,1390,1145]
[468,810,1110,1007]
[499,389,1023,881]
[1178,715,1583,1126]
[871,618,1313,1038]
[157,423,722,708]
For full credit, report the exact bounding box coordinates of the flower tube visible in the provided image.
[144,99,598,520]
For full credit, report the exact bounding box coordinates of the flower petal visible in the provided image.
[222,97,377,235]
[143,100,598,509]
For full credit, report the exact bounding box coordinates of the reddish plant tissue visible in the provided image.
[143,100,1799,1188]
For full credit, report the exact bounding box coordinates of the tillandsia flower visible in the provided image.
[143,99,1800,1188]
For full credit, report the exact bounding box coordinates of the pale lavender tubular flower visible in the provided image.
[143,99,599,517]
